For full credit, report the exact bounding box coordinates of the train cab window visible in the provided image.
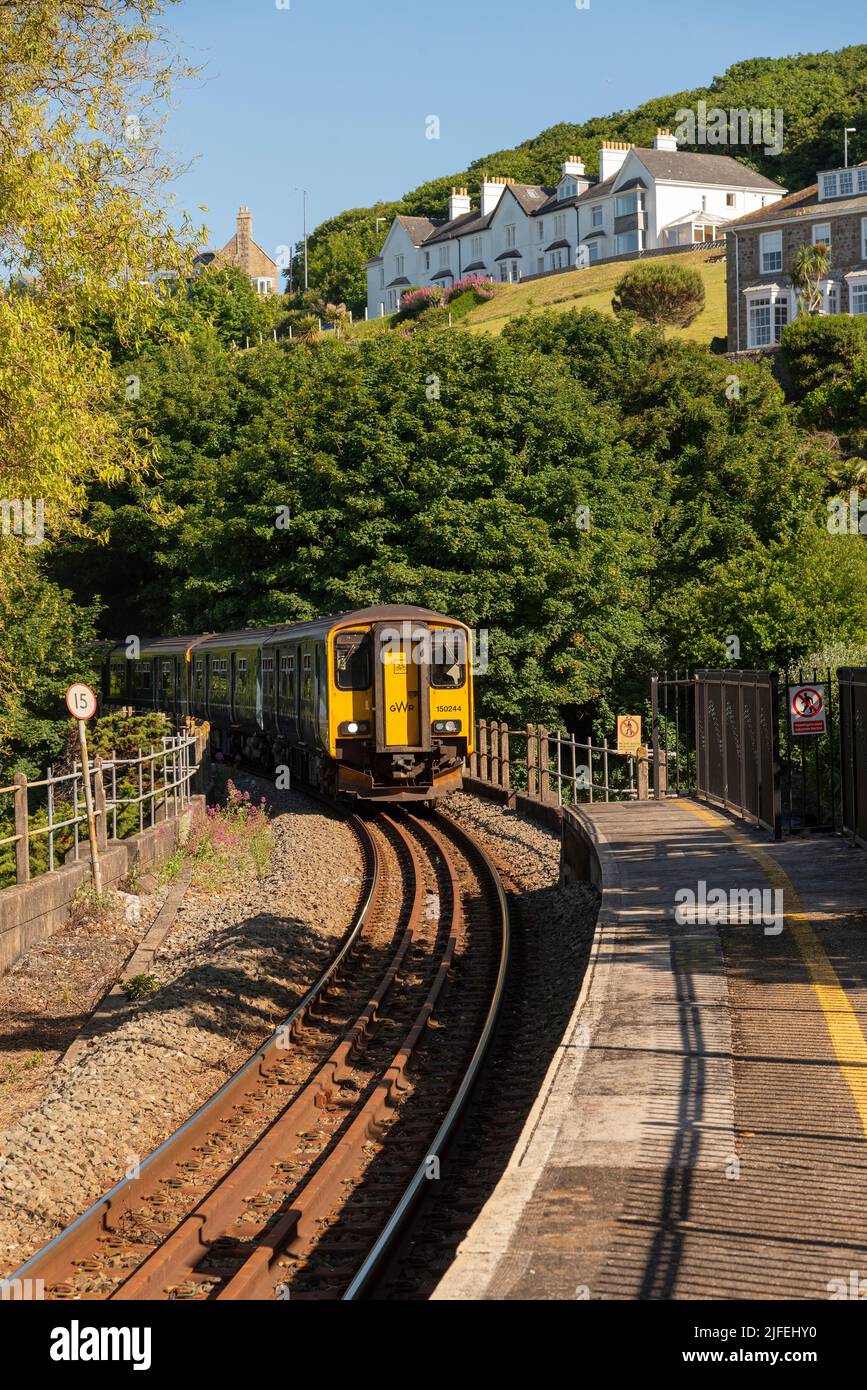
[430,631,467,688]
[335,631,371,690]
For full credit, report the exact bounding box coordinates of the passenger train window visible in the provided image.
[262,656,275,699]
[335,632,371,691]
[238,657,248,678]
[160,660,173,693]
[430,631,467,688]
[302,652,312,700]
[195,661,204,692]
[279,653,295,699]
[137,664,152,690]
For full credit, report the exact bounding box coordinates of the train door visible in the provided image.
[374,623,430,750]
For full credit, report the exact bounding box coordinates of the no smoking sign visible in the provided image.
[789,684,827,736]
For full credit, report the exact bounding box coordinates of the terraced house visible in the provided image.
[366,132,785,318]
[726,161,867,350]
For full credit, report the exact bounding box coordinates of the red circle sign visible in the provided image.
[66,683,98,721]
[792,687,824,718]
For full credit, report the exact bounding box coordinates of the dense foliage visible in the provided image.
[301,45,867,311]
[612,262,706,327]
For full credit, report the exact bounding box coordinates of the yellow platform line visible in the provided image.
[681,800,867,1138]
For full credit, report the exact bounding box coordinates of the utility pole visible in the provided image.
[303,189,309,291]
[844,127,856,168]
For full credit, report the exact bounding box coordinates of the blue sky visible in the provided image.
[163,0,865,263]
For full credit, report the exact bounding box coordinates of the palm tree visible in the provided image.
[294,313,320,344]
[792,241,831,316]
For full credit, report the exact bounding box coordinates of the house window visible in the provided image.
[471,236,483,259]
[862,217,867,260]
[439,243,449,266]
[254,277,272,296]
[859,169,867,194]
[614,192,638,217]
[823,282,839,315]
[747,297,772,347]
[537,221,544,241]
[550,249,566,270]
[839,170,854,196]
[812,222,831,249]
[760,230,782,273]
[423,251,430,270]
[821,173,838,198]
[537,257,544,273]
[614,230,641,255]
[850,281,867,316]
[587,241,600,263]
[395,254,404,276]
[554,213,566,238]
[591,206,603,228]
[726,193,736,207]
[505,224,516,247]
[774,298,789,339]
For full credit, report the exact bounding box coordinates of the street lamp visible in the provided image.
[844,127,856,168]
[294,187,309,291]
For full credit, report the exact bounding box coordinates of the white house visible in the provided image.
[366,132,786,318]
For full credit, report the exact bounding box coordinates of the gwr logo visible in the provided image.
[389,701,416,713]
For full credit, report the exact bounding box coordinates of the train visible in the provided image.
[102,605,474,803]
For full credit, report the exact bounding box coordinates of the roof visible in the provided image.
[727,181,867,229]
[495,248,522,260]
[545,239,571,252]
[631,147,784,190]
[386,276,411,287]
[463,261,486,271]
[396,214,443,243]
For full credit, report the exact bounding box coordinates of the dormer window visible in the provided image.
[821,173,838,199]
[840,170,854,196]
[560,178,576,200]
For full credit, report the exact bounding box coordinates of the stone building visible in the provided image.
[197,206,280,296]
[726,162,867,350]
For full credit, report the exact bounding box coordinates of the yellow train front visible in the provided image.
[103,604,474,804]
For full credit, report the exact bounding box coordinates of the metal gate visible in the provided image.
[779,666,838,834]
[693,669,781,837]
[839,667,867,847]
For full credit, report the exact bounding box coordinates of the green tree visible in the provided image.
[612,261,706,328]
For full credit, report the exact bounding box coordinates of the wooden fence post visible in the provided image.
[469,720,478,777]
[490,720,500,785]
[94,759,108,849]
[13,771,29,884]
[637,749,649,801]
[539,724,550,802]
[527,724,538,798]
[479,719,489,782]
[500,723,510,789]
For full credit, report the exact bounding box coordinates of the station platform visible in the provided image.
[433,798,867,1301]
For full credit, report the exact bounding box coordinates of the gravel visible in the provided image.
[0,783,364,1277]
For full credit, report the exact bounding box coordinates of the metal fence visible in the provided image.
[468,720,650,804]
[0,735,199,887]
[839,668,867,848]
[693,670,781,837]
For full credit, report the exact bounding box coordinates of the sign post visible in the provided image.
[66,683,101,895]
[789,684,827,736]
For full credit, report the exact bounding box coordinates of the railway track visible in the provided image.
[10,802,509,1301]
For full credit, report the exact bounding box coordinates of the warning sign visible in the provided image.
[789,684,827,736]
[617,714,642,754]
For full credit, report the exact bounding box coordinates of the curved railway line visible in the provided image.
[10,802,509,1302]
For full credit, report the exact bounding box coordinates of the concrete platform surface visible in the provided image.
[432,799,867,1301]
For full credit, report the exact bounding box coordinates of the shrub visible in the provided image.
[781,315,867,401]
[443,276,497,305]
[398,286,444,319]
[612,261,705,327]
[122,973,160,1001]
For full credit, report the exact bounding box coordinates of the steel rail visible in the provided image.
[342,808,510,1300]
[6,810,379,1292]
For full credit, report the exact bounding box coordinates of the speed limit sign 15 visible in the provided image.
[66,683,98,721]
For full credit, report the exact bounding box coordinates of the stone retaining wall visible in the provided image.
[0,797,205,974]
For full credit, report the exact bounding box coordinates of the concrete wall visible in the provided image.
[0,796,204,974]
[461,775,601,886]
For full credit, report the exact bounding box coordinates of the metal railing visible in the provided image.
[0,734,199,888]
[468,720,651,803]
[839,668,867,848]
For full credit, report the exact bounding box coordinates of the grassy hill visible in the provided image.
[301,44,867,312]
[461,248,727,342]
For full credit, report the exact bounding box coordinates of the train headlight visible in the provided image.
[339,720,370,736]
[432,719,461,734]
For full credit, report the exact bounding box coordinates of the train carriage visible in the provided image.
[103,605,474,804]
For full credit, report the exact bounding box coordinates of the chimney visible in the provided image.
[236,205,253,272]
[562,155,586,177]
[479,175,509,217]
[448,186,472,221]
[653,128,678,152]
[598,141,634,182]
